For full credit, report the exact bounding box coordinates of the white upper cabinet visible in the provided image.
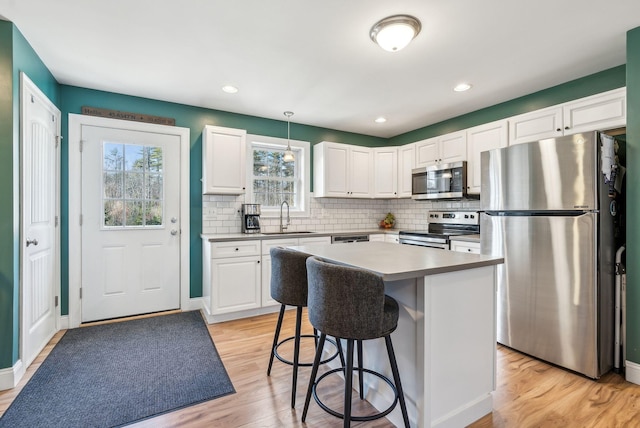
[349,145,374,197]
[415,130,466,167]
[397,143,415,198]
[314,141,373,198]
[563,88,626,134]
[415,137,438,167]
[373,147,398,198]
[466,120,508,194]
[508,106,563,145]
[509,88,626,145]
[202,125,247,194]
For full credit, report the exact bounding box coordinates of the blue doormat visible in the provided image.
[0,311,235,427]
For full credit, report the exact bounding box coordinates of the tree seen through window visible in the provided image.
[103,142,164,227]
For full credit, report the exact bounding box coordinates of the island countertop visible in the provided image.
[289,241,503,281]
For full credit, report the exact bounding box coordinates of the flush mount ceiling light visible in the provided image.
[454,83,472,92]
[222,85,238,94]
[375,117,387,123]
[370,15,421,52]
[283,111,295,162]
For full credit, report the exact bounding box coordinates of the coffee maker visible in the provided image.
[241,204,261,234]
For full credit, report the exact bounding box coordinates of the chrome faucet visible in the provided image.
[280,200,290,232]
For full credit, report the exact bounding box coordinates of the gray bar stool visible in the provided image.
[266,247,342,408]
[302,256,410,428]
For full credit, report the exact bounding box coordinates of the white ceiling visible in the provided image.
[1,0,639,138]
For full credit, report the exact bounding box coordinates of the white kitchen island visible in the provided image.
[288,241,504,428]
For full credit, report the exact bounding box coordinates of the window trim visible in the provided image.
[246,134,310,218]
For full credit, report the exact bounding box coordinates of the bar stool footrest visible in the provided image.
[312,367,399,422]
[274,335,340,367]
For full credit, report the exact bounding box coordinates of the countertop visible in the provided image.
[201,229,398,242]
[289,241,503,282]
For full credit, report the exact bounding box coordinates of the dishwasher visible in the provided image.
[331,234,369,244]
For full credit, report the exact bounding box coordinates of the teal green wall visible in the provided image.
[390,66,626,145]
[0,22,59,369]
[0,21,16,370]
[59,86,387,313]
[626,27,640,364]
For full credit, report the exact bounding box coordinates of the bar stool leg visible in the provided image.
[302,333,327,422]
[267,304,286,376]
[344,339,355,428]
[357,340,364,400]
[336,338,345,368]
[291,306,303,408]
[385,335,410,428]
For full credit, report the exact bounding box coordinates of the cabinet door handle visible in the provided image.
[565,126,570,130]
[235,248,239,251]
[26,238,39,247]
[257,260,260,264]
[556,128,561,132]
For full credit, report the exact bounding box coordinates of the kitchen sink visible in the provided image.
[262,231,315,235]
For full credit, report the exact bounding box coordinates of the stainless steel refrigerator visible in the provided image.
[480,132,617,378]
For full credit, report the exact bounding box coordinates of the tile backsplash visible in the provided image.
[202,194,481,234]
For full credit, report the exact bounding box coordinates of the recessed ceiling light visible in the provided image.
[222,85,238,94]
[454,83,472,92]
[375,117,387,123]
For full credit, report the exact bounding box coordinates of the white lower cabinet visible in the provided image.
[205,240,262,316]
[261,238,299,308]
[450,240,480,254]
[369,233,399,243]
[385,233,399,244]
[203,236,332,323]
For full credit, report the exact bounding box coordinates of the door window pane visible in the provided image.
[103,142,164,227]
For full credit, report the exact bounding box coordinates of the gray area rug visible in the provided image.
[0,311,234,427]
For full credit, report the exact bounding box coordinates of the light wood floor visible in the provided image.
[2,310,640,427]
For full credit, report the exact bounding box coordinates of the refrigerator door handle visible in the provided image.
[483,210,592,217]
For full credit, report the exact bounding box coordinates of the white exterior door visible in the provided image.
[20,73,60,368]
[80,125,181,322]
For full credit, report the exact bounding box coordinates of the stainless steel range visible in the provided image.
[399,211,480,249]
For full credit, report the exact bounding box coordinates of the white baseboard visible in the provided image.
[59,315,69,330]
[200,304,281,324]
[186,297,203,312]
[625,360,640,385]
[432,393,492,428]
[0,359,24,391]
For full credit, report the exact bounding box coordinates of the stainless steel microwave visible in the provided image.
[411,161,467,200]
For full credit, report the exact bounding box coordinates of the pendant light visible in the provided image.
[283,111,295,162]
[370,15,421,52]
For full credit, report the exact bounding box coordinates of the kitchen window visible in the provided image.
[246,134,310,217]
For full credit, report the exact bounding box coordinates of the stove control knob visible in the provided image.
[464,214,469,219]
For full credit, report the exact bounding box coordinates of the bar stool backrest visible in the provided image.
[306,256,386,340]
[270,246,311,307]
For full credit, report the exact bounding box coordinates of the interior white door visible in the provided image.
[20,73,60,368]
[80,125,181,322]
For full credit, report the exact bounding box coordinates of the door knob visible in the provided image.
[26,238,38,247]
[171,230,178,236]
[171,217,178,223]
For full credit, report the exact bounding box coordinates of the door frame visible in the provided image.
[20,72,61,366]
[68,114,190,328]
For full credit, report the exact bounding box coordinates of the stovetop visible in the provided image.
[399,210,480,240]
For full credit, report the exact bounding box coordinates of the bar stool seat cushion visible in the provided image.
[306,257,399,341]
[270,246,309,307]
